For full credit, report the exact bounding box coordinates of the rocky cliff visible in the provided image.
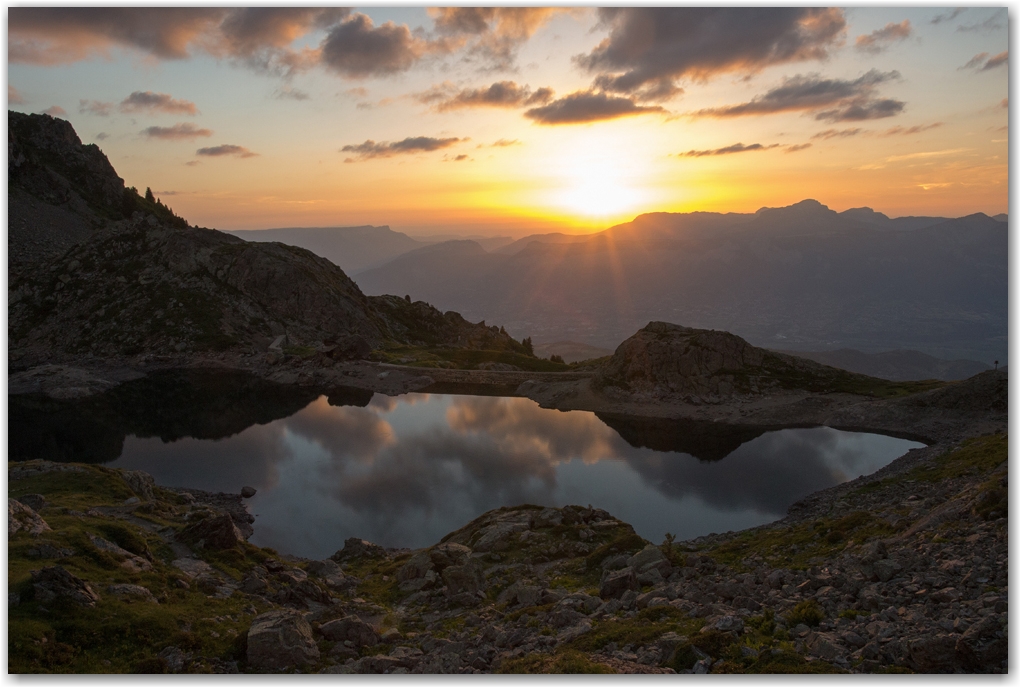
[7,111,530,369]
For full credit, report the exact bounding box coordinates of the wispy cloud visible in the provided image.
[524,90,666,125]
[340,136,462,161]
[854,20,911,54]
[41,105,66,116]
[273,84,310,101]
[416,81,553,112]
[78,99,113,116]
[121,90,198,115]
[930,8,965,25]
[142,123,213,140]
[679,142,781,157]
[196,144,258,158]
[812,128,863,140]
[9,85,25,104]
[785,143,812,153]
[880,122,943,136]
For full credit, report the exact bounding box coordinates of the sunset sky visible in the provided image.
[8,7,1009,236]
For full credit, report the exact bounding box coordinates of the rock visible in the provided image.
[872,558,903,582]
[307,559,352,590]
[9,498,51,538]
[331,537,387,562]
[805,632,843,661]
[31,566,100,607]
[158,646,188,673]
[443,562,484,599]
[107,584,158,603]
[600,567,638,599]
[380,627,402,642]
[16,494,46,512]
[26,543,73,559]
[172,557,214,578]
[956,616,1007,669]
[428,542,472,571]
[907,635,959,672]
[178,513,244,550]
[247,610,319,671]
[88,534,152,571]
[241,486,257,498]
[628,544,671,575]
[240,573,269,595]
[702,615,744,634]
[120,470,155,501]
[557,619,593,643]
[319,617,381,647]
[498,581,543,608]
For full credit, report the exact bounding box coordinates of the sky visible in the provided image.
[7,6,1010,236]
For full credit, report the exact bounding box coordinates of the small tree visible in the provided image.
[550,354,565,364]
[522,336,534,355]
[145,187,155,203]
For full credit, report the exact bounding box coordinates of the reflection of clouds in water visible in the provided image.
[284,396,395,462]
[368,393,431,413]
[113,423,290,493]
[446,396,621,464]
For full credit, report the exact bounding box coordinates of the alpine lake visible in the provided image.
[11,370,925,560]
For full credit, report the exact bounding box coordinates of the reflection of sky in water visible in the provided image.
[109,393,923,559]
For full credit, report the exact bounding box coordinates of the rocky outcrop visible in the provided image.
[594,321,879,402]
[9,498,50,537]
[178,513,245,550]
[31,566,100,606]
[247,610,320,671]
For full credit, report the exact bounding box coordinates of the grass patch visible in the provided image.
[785,600,824,628]
[909,434,1006,483]
[498,650,616,674]
[566,607,702,653]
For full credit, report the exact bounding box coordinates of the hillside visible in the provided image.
[7,111,532,370]
[775,348,991,382]
[355,200,1007,363]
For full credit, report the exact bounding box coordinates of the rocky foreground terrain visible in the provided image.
[8,412,1006,673]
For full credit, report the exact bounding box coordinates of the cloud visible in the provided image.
[811,128,863,140]
[95,132,109,141]
[320,13,432,78]
[960,52,1007,72]
[483,138,521,148]
[341,136,462,161]
[692,70,904,122]
[41,105,66,116]
[273,85,310,101]
[9,85,25,104]
[881,122,943,136]
[78,99,112,116]
[524,90,666,125]
[9,7,226,64]
[854,20,911,54]
[8,7,346,72]
[452,154,469,161]
[680,142,781,157]
[418,81,554,111]
[142,123,214,140]
[931,8,965,25]
[196,144,258,158]
[120,91,198,116]
[184,160,201,166]
[576,8,846,102]
[430,7,563,70]
[785,143,813,153]
[957,12,1005,33]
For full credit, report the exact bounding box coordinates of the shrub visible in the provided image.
[785,600,824,627]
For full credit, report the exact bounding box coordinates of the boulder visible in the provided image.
[318,617,381,647]
[428,542,471,572]
[247,610,320,671]
[107,583,158,603]
[443,562,484,598]
[178,513,243,550]
[31,566,100,607]
[397,550,435,582]
[599,567,638,599]
[702,615,744,634]
[9,498,51,537]
[120,470,155,501]
[241,486,257,498]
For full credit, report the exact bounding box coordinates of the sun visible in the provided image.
[557,156,646,219]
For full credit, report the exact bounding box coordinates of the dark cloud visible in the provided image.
[120,91,198,116]
[341,136,462,161]
[418,81,554,111]
[41,105,66,117]
[78,99,113,116]
[931,8,965,25]
[981,51,1008,71]
[9,7,226,64]
[811,127,863,140]
[196,144,258,158]
[142,123,213,140]
[453,154,469,161]
[784,143,812,153]
[9,85,25,104]
[184,160,201,167]
[524,90,666,125]
[692,70,904,122]
[881,122,943,136]
[854,20,912,54]
[320,13,430,78]
[577,8,846,101]
[962,52,989,70]
[7,7,344,72]
[680,142,781,157]
[95,132,109,141]
[430,8,563,70]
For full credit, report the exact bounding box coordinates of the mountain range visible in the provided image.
[354,199,1007,364]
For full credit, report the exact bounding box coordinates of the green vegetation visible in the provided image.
[909,434,1006,483]
[785,600,824,628]
[498,650,615,674]
[567,607,701,653]
[756,353,949,398]
[371,345,571,372]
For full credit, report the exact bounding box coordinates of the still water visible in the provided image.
[90,390,924,559]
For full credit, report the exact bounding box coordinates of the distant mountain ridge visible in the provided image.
[775,348,991,382]
[355,199,1007,363]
